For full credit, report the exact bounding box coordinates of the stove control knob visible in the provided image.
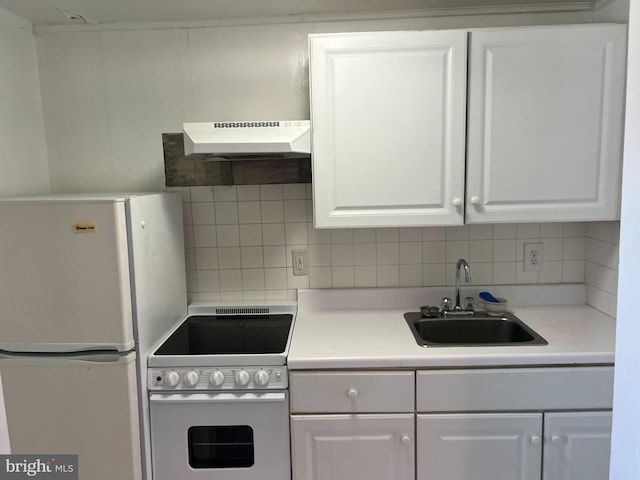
[255,369,270,386]
[165,371,180,388]
[185,370,200,387]
[210,370,225,387]
[235,370,250,386]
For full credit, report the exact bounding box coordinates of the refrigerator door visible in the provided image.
[0,352,142,480]
[0,200,134,352]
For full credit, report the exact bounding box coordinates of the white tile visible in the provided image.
[354,266,377,287]
[399,243,422,264]
[193,225,217,248]
[243,290,267,301]
[423,242,446,264]
[446,241,470,263]
[400,264,422,287]
[283,184,307,200]
[563,222,587,237]
[587,285,617,318]
[516,238,539,262]
[332,266,355,288]
[306,200,314,223]
[261,201,285,223]
[190,186,214,202]
[399,228,422,242]
[182,203,193,226]
[539,261,562,283]
[422,227,445,242]
[516,267,539,284]
[286,269,310,289]
[354,244,376,266]
[260,184,284,200]
[195,247,218,270]
[493,262,516,284]
[237,185,260,201]
[196,270,220,292]
[540,223,564,238]
[197,292,221,301]
[238,201,262,224]
[516,223,540,238]
[284,199,308,222]
[213,185,237,202]
[542,238,563,261]
[186,270,198,293]
[263,246,287,268]
[221,291,244,301]
[242,269,265,290]
[331,229,354,244]
[331,244,355,266]
[240,246,264,268]
[492,239,516,262]
[422,264,446,286]
[469,262,493,285]
[563,237,586,261]
[310,266,332,288]
[469,224,493,240]
[215,202,239,224]
[445,225,469,241]
[470,240,493,263]
[305,183,313,198]
[262,223,286,246]
[377,243,400,265]
[191,202,215,225]
[239,224,263,246]
[218,247,241,269]
[285,222,308,245]
[493,224,517,239]
[264,268,288,290]
[376,228,399,243]
[266,290,290,300]
[586,239,619,269]
[377,265,399,287]
[562,260,585,282]
[216,225,240,247]
[167,186,191,203]
[586,221,620,244]
[183,225,195,248]
[184,248,196,271]
[219,269,242,291]
[307,224,331,244]
[353,229,376,243]
[309,244,331,266]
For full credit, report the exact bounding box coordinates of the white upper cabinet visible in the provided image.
[309,30,468,228]
[466,24,627,223]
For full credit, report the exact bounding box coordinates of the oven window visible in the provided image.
[188,426,254,469]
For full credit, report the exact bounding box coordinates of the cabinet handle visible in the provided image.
[400,435,412,446]
[551,435,562,444]
[347,388,358,400]
[530,435,541,445]
[453,198,462,207]
[470,196,480,206]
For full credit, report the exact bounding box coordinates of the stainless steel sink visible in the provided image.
[404,311,548,347]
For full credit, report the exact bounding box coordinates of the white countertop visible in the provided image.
[288,286,616,370]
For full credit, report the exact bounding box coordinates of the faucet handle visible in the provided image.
[441,297,453,311]
[464,296,475,311]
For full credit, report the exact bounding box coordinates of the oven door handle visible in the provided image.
[150,392,287,404]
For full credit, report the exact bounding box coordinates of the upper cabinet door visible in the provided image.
[310,30,467,228]
[466,25,627,223]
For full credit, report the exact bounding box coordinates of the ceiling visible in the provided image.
[0,0,595,27]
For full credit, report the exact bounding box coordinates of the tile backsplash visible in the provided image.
[585,221,620,317]
[170,184,608,305]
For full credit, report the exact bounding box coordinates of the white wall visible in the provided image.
[609,0,640,476]
[35,4,627,194]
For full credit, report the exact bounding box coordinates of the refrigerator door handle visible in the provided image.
[0,351,136,366]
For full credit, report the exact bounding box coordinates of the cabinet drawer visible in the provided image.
[416,366,613,412]
[290,371,414,413]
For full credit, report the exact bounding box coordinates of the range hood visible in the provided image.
[183,120,311,158]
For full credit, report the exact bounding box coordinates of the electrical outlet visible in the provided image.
[524,242,544,271]
[292,249,308,276]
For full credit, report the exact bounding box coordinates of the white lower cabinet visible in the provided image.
[291,414,414,480]
[416,413,543,480]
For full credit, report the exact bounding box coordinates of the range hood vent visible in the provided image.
[183,120,311,158]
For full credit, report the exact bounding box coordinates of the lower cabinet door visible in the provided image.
[290,414,414,480]
[417,413,543,480]
[543,411,612,480]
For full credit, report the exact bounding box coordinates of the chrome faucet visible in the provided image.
[454,258,472,311]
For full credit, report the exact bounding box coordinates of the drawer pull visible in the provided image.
[347,388,358,400]
[400,435,412,446]
[530,435,541,445]
[551,435,562,444]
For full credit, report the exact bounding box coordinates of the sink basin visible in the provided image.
[404,311,548,347]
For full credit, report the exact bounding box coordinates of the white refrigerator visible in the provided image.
[0,192,187,480]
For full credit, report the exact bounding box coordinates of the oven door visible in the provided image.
[149,391,290,480]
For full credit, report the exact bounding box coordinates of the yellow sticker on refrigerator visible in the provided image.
[71,221,98,233]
